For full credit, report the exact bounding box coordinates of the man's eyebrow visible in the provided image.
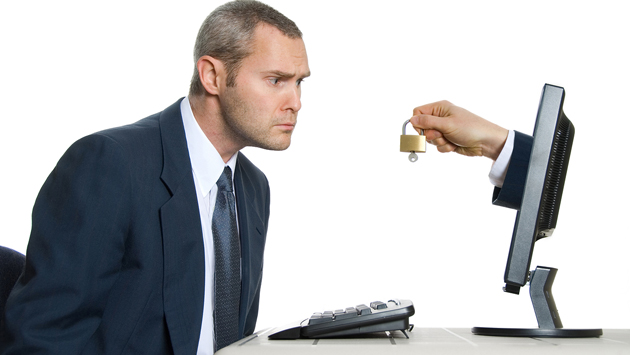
[265,70,311,79]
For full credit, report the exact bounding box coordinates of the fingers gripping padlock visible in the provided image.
[400,119,426,162]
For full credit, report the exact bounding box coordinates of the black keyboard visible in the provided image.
[268,299,415,339]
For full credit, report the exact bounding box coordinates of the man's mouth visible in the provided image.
[275,122,296,131]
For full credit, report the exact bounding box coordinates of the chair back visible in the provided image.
[1,246,26,319]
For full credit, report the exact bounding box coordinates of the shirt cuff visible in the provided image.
[489,130,514,188]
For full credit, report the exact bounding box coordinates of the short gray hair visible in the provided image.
[189,0,302,95]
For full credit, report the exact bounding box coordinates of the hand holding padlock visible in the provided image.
[400,119,426,162]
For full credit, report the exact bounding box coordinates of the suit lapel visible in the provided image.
[156,99,266,349]
[158,99,205,354]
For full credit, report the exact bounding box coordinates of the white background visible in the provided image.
[1,0,628,332]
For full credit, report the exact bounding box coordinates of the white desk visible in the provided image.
[218,327,630,354]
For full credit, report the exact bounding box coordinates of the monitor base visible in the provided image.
[472,327,602,338]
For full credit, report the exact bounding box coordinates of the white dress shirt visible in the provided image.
[488,130,515,188]
[180,97,238,355]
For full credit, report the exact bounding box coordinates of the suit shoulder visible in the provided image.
[86,99,183,150]
[91,113,161,147]
[58,111,168,178]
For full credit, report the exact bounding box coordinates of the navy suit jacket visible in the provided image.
[492,131,534,209]
[1,99,270,354]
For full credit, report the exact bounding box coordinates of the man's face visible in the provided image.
[220,24,310,151]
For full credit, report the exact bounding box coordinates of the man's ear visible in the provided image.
[196,55,225,95]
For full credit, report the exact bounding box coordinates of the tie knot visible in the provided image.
[216,166,233,192]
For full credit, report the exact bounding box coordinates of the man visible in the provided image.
[1,1,309,354]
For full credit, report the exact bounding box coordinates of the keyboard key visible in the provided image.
[370,301,387,310]
[356,304,372,315]
[308,312,329,325]
[334,307,358,320]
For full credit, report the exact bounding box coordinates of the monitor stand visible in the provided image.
[472,266,603,338]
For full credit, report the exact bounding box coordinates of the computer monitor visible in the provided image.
[472,84,602,338]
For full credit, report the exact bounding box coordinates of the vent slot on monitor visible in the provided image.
[537,114,573,239]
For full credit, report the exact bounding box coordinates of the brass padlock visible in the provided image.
[400,119,426,162]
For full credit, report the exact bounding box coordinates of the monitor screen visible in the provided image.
[503,83,574,294]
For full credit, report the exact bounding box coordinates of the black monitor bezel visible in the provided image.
[503,84,575,292]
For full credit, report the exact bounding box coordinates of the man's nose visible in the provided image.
[283,86,301,112]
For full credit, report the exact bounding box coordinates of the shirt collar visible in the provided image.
[181,96,238,197]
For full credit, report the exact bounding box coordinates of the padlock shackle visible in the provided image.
[402,119,424,136]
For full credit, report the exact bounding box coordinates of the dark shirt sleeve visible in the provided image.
[492,131,533,210]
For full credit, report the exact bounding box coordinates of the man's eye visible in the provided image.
[297,78,305,86]
[269,78,280,85]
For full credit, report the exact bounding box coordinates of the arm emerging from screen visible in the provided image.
[410,100,509,161]
[410,100,533,209]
